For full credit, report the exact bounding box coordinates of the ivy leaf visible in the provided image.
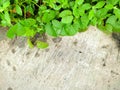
[52,20,62,28]
[78,7,85,16]
[15,23,26,36]
[60,28,68,36]
[15,5,22,16]
[73,7,79,18]
[105,4,113,10]
[106,15,120,32]
[61,16,73,24]
[27,38,34,48]
[52,20,63,35]
[7,28,16,39]
[0,7,4,12]
[95,8,108,18]
[107,0,119,5]
[19,18,36,27]
[5,11,11,24]
[38,5,47,16]
[52,4,62,10]
[69,1,75,8]
[114,8,120,19]
[14,0,18,3]
[3,1,10,10]
[36,41,49,49]
[65,24,78,36]
[24,28,36,37]
[94,1,105,9]
[34,0,39,3]
[88,9,94,20]
[81,15,89,29]
[0,1,10,12]
[7,19,36,37]
[73,19,81,30]
[82,3,91,10]
[42,10,56,23]
[1,11,11,26]
[105,24,113,32]
[75,0,84,5]
[59,10,72,17]
[8,23,26,37]
[106,15,116,25]
[45,22,57,37]
[25,5,34,15]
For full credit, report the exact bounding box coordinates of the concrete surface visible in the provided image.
[0,26,120,90]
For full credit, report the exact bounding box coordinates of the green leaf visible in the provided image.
[15,0,18,3]
[8,23,26,36]
[7,28,16,39]
[5,11,11,24]
[75,0,84,5]
[61,0,69,8]
[73,7,79,18]
[81,15,89,29]
[94,1,105,9]
[106,15,116,25]
[36,41,49,49]
[26,5,34,15]
[34,0,39,3]
[60,27,68,36]
[73,19,81,30]
[27,38,34,48]
[0,7,4,12]
[52,20,63,35]
[105,4,113,10]
[19,18,36,27]
[82,3,91,10]
[0,1,10,12]
[3,1,10,10]
[105,24,113,32]
[114,8,120,19]
[106,15,120,32]
[95,8,108,18]
[107,0,119,5]
[90,17,97,26]
[52,20,62,28]
[38,5,47,13]
[15,23,26,36]
[88,9,94,20]
[61,16,73,24]
[59,10,72,17]
[1,11,11,26]
[52,4,62,10]
[64,24,78,36]
[45,23,57,37]
[42,10,56,23]
[15,5,22,16]
[69,1,75,8]
[78,7,85,16]
[24,28,36,37]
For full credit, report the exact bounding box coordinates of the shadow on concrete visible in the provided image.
[0,26,8,41]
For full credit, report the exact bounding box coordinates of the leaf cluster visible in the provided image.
[0,0,120,48]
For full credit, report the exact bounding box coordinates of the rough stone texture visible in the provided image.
[0,26,120,90]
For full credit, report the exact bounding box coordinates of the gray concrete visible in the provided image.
[0,26,120,90]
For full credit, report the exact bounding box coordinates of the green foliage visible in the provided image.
[36,41,49,49]
[0,0,120,48]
